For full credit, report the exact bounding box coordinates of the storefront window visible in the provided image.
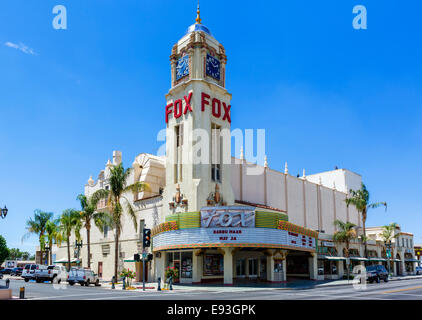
[317,260,324,276]
[204,254,224,276]
[181,252,192,278]
[167,252,173,266]
[323,260,337,275]
[174,252,180,261]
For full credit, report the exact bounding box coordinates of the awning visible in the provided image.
[318,255,346,261]
[350,257,369,261]
[405,259,420,263]
[368,257,386,262]
[53,258,80,264]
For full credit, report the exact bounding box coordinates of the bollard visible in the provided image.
[5,279,10,289]
[19,287,25,299]
[111,276,115,290]
[169,276,173,291]
[157,277,161,291]
[122,276,126,290]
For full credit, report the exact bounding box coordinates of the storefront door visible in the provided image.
[236,258,246,278]
[248,258,258,279]
[259,257,267,280]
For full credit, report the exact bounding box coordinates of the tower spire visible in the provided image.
[195,1,201,24]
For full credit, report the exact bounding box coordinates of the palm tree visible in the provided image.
[76,193,111,269]
[345,183,387,258]
[23,210,53,265]
[333,220,357,279]
[59,209,82,272]
[45,219,62,265]
[380,222,399,275]
[91,163,149,279]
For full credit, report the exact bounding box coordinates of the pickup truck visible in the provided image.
[67,268,100,286]
[35,265,68,283]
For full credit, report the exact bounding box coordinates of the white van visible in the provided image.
[22,264,38,282]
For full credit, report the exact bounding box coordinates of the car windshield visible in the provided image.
[47,266,54,270]
[24,264,30,269]
[30,265,37,270]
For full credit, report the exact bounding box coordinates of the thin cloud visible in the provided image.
[5,41,37,55]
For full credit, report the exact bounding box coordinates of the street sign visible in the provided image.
[142,252,148,259]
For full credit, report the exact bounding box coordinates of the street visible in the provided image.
[4,277,422,300]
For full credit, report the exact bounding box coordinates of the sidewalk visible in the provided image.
[99,275,422,292]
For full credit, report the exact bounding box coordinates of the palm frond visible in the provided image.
[123,181,150,194]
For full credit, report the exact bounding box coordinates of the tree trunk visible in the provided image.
[49,240,53,265]
[67,237,71,272]
[114,232,119,280]
[362,207,367,258]
[39,237,44,265]
[87,227,91,269]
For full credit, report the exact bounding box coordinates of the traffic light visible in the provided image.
[143,228,151,248]
[147,253,153,262]
[134,253,140,262]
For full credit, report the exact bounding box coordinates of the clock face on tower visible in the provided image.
[206,54,221,81]
[176,55,189,81]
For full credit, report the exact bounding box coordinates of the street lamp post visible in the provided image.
[385,241,392,279]
[0,206,8,219]
[45,246,50,265]
[75,240,83,266]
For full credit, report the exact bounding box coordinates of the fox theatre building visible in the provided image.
[147,8,324,285]
[152,207,318,285]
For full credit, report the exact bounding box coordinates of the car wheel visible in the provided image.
[58,279,61,284]
[369,279,374,284]
[86,280,90,287]
[68,281,74,286]
[24,278,29,282]
[95,279,100,286]
[384,277,389,283]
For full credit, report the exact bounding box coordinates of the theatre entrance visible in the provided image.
[286,251,312,280]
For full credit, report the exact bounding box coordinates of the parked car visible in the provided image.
[35,265,68,283]
[67,268,100,286]
[366,265,389,283]
[11,267,23,276]
[34,265,49,283]
[0,268,13,275]
[416,266,422,275]
[22,264,39,282]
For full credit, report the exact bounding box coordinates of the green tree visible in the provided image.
[45,219,62,265]
[21,251,30,260]
[333,220,358,279]
[23,210,53,265]
[346,183,387,258]
[380,222,399,274]
[8,248,22,260]
[92,163,149,279]
[76,193,111,269]
[59,209,82,271]
[0,235,10,265]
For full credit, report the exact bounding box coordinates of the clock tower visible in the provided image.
[163,5,234,216]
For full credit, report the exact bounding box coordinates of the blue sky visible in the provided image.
[0,0,421,253]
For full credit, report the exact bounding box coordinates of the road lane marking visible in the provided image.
[381,286,422,294]
[28,291,147,300]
